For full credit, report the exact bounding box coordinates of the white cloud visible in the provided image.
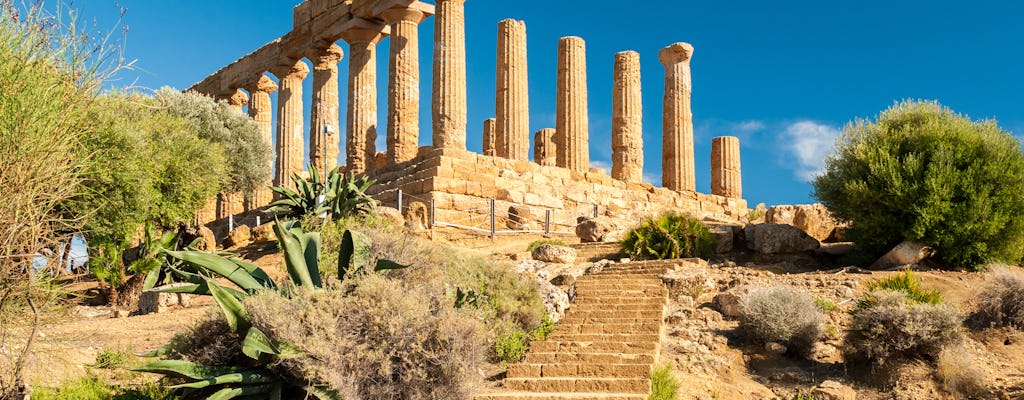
[783,120,841,182]
[590,160,612,173]
[642,171,661,186]
[733,120,766,134]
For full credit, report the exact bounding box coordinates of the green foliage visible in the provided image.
[494,329,529,364]
[94,348,130,369]
[813,100,1024,268]
[621,212,714,260]
[269,165,378,222]
[532,314,555,341]
[649,364,681,400]
[527,239,568,252]
[154,88,272,195]
[33,374,173,400]
[845,290,963,366]
[739,286,824,356]
[858,270,942,310]
[815,298,839,312]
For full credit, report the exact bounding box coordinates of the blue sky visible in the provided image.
[68,0,1024,206]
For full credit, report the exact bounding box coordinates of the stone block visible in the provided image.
[138,283,194,315]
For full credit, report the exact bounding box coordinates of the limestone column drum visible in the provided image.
[432,0,468,151]
[612,50,643,182]
[245,76,278,207]
[711,136,742,199]
[659,42,695,192]
[308,44,344,177]
[556,36,589,173]
[534,128,557,167]
[496,19,529,160]
[483,118,497,156]
[340,28,385,175]
[270,59,310,189]
[382,8,426,164]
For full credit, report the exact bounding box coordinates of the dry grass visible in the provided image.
[845,290,963,366]
[936,345,987,397]
[973,265,1024,329]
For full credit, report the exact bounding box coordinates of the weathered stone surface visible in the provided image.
[744,223,820,254]
[431,0,467,151]
[270,59,309,190]
[812,380,857,400]
[871,240,933,269]
[244,76,277,208]
[556,36,589,172]
[376,206,405,226]
[383,8,425,165]
[711,136,742,199]
[341,27,384,174]
[534,128,557,166]
[223,89,248,114]
[531,244,577,264]
[713,286,750,318]
[506,205,534,230]
[224,225,252,248]
[612,50,643,183]
[496,19,529,160]
[138,283,194,315]
[662,268,715,300]
[196,226,217,251]
[575,216,623,243]
[708,224,735,254]
[482,118,497,156]
[405,201,429,232]
[793,203,837,242]
[308,44,343,177]
[251,223,275,243]
[660,42,695,192]
[765,205,796,225]
[537,278,571,322]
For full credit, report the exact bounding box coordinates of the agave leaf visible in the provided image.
[242,326,280,359]
[168,370,276,389]
[375,259,409,273]
[339,230,372,280]
[207,384,276,400]
[142,264,162,291]
[305,385,345,400]
[130,359,249,380]
[206,278,252,335]
[163,250,268,292]
[274,221,316,288]
[302,231,323,288]
[135,346,169,358]
[229,258,277,290]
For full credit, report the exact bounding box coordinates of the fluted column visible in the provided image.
[432,0,467,150]
[225,89,248,114]
[482,118,497,156]
[534,128,557,167]
[711,136,742,199]
[496,19,529,160]
[245,76,278,207]
[270,59,310,189]
[659,42,695,192]
[308,44,344,177]
[556,36,589,173]
[341,28,385,175]
[612,50,643,183]
[382,8,425,164]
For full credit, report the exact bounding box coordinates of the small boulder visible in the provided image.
[713,286,750,318]
[506,205,535,230]
[224,225,251,248]
[195,226,217,251]
[662,268,716,300]
[871,240,933,269]
[812,380,857,400]
[575,216,623,243]
[404,201,429,232]
[765,342,788,355]
[793,204,837,242]
[532,244,578,264]
[137,283,194,315]
[765,205,797,225]
[537,279,570,322]
[707,223,738,253]
[376,206,405,226]
[251,223,275,243]
[744,224,820,254]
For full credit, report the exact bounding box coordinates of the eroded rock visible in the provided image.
[532,244,577,264]
[745,224,820,254]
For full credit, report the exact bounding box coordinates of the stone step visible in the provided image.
[529,340,657,353]
[572,295,666,303]
[575,283,664,291]
[504,377,650,393]
[579,274,664,281]
[559,317,660,325]
[547,333,661,342]
[507,363,651,378]
[562,310,663,319]
[524,352,655,364]
[574,288,666,295]
[477,392,646,400]
[590,270,670,277]
[568,303,665,312]
[556,322,662,335]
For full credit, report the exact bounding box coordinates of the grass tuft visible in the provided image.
[649,364,680,400]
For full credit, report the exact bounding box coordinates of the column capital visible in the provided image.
[270,58,310,81]
[436,0,467,5]
[245,75,278,94]
[659,42,694,66]
[227,89,249,107]
[340,27,386,46]
[381,7,426,25]
[307,43,344,70]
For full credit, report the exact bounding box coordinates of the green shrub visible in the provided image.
[973,266,1024,329]
[93,348,129,369]
[33,374,172,400]
[858,270,942,309]
[813,100,1024,269]
[527,239,568,252]
[494,329,529,364]
[532,314,555,341]
[845,290,963,366]
[621,212,714,260]
[649,364,680,400]
[815,298,839,312]
[739,286,824,356]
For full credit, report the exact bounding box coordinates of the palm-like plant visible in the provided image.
[267,165,378,221]
[621,212,715,260]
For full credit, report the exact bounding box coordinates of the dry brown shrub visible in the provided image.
[739,285,824,356]
[845,290,963,366]
[936,345,987,397]
[165,309,242,367]
[974,265,1024,329]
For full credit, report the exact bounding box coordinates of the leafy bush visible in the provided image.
[973,266,1024,329]
[494,329,529,364]
[33,374,172,400]
[527,239,568,252]
[845,290,963,366]
[815,298,839,312]
[739,286,824,356]
[621,212,714,260]
[858,270,942,309]
[813,100,1024,268]
[649,364,681,400]
[93,348,129,369]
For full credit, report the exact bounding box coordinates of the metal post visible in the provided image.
[593,204,599,218]
[545,210,551,234]
[397,189,404,212]
[490,198,496,239]
[429,198,436,229]
[256,216,261,227]
[228,214,234,232]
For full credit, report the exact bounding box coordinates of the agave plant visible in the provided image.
[267,165,378,221]
[620,212,715,260]
[133,222,406,399]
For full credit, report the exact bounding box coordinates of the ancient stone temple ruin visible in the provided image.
[189,0,747,229]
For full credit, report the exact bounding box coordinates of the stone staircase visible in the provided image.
[478,260,677,400]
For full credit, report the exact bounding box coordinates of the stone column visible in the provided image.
[711,136,742,199]
[659,42,695,192]
[496,19,529,160]
[482,118,497,156]
[308,44,344,177]
[341,28,385,175]
[534,128,557,166]
[556,36,589,173]
[612,50,643,182]
[225,89,248,114]
[245,76,278,207]
[270,59,310,189]
[382,8,425,164]
[432,0,467,150]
